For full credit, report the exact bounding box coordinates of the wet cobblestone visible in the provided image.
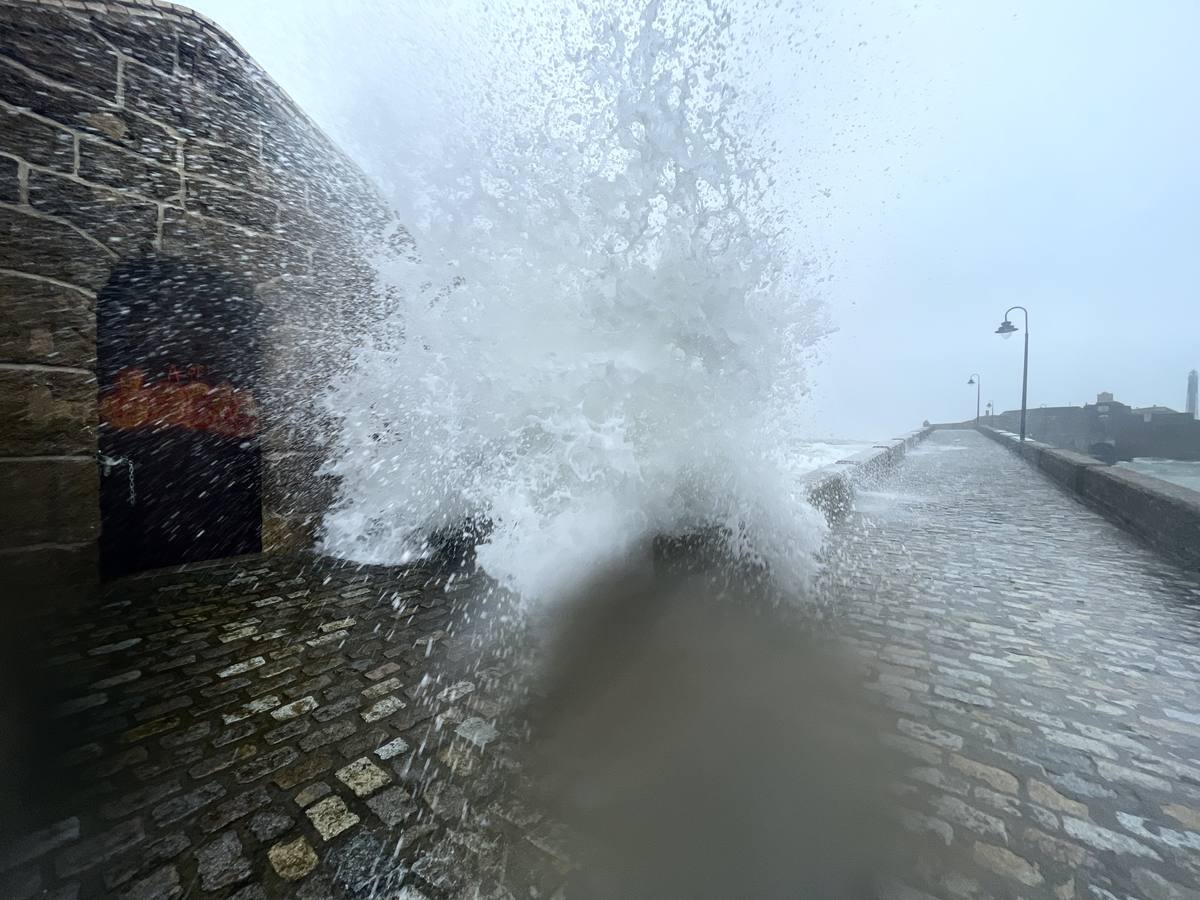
[3,427,1199,898]
[831,429,1200,899]
[0,557,536,899]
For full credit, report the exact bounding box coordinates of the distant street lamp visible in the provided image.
[967,374,981,425]
[996,306,1029,442]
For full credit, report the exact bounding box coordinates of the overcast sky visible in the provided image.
[185,0,1199,441]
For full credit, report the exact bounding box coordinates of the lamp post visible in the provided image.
[967,374,981,426]
[995,306,1029,442]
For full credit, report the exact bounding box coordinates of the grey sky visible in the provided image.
[185,0,1200,441]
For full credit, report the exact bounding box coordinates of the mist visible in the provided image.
[183,0,1200,441]
[4,3,1200,897]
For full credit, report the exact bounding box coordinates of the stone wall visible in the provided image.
[801,427,933,522]
[0,0,392,605]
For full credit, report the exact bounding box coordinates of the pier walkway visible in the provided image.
[832,428,1200,899]
[2,429,1199,899]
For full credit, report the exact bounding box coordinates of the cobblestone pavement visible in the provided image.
[2,427,1199,899]
[829,428,1200,900]
[0,557,550,900]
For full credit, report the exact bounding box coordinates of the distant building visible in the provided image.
[1187,370,1198,419]
[992,391,1200,462]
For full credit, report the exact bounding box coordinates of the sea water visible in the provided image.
[318,1,840,601]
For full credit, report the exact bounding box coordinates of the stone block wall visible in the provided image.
[0,0,392,606]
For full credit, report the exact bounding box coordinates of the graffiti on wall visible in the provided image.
[99,365,259,439]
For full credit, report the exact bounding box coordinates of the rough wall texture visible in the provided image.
[0,0,391,605]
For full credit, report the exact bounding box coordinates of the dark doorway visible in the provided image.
[97,254,262,577]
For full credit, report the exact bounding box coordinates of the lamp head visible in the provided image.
[996,319,1017,339]
[967,376,976,385]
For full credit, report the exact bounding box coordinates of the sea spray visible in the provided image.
[320,0,833,601]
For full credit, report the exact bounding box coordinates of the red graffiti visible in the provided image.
[100,367,259,438]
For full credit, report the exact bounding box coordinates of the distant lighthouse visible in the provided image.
[1188,369,1199,419]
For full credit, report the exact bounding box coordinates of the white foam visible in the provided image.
[319,2,834,601]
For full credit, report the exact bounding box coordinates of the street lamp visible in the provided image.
[995,306,1029,442]
[967,374,981,426]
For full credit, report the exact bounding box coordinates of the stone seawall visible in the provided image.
[977,426,1200,568]
[0,0,395,605]
[802,426,934,522]
[650,428,933,569]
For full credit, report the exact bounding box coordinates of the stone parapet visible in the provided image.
[978,425,1200,568]
[803,426,934,523]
